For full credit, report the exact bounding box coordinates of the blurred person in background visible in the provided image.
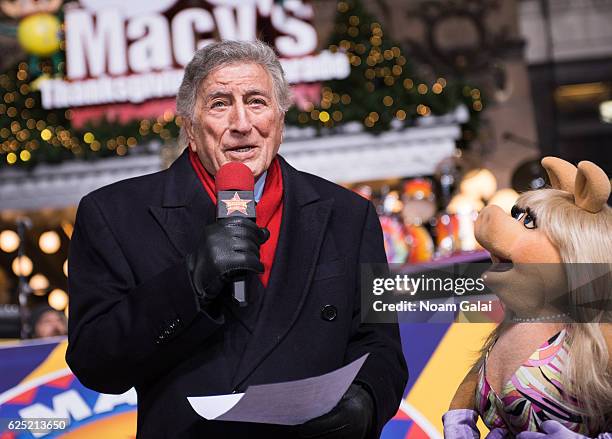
[29,305,67,338]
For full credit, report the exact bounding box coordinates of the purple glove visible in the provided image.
[485,428,509,439]
[516,421,611,439]
[443,409,480,439]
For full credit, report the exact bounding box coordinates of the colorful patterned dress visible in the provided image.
[476,329,589,435]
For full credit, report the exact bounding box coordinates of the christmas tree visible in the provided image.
[0,60,181,169]
[285,0,484,136]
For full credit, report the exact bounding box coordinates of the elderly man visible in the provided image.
[66,40,407,438]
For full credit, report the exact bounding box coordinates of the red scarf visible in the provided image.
[188,149,283,287]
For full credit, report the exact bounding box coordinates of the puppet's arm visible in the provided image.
[443,368,481,439]
[449,367,479,410]
[443,368,510,439]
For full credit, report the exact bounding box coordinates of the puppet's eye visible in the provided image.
[523,212,537,229]
[511,205,525,221]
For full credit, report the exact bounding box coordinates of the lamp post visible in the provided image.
[16,217,33,339]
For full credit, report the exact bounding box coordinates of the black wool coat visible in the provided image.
[66,149,408,438]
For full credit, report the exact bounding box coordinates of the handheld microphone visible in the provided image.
[215,162,256,306]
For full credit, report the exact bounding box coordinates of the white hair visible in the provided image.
[176,40,292,148]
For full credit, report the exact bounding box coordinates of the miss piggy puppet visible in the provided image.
[443,157,612,438]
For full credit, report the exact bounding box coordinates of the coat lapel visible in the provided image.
[149,150,334,388]
[232,155,333,388]
[149,149,215,257]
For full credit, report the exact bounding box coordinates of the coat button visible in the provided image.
[321,305,337,321]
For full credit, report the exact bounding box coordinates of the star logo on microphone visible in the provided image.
[222,192,252,215]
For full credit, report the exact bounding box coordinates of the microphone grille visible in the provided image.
[215,162,254,191]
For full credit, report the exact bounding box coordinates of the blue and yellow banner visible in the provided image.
[0,323,494,438]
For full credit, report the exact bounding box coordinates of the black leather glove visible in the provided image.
[297,383,375,439]
[186,216,269,306]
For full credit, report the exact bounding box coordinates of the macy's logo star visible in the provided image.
[222,192,252,215]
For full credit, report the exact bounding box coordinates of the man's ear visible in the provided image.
[541,157,577,193]
[280,117,285,144]
[574,161,611,213]
[184,119,196,151]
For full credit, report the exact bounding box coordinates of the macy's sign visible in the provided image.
[40,0,349,109]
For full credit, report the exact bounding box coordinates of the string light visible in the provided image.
[39,230,61,254]
[29,273,49,293]
[48,288,68,311]
[417,104,431,116]
[0,230,19,252]
[83,132,94,143]
[163,110,174,122]
[12,255,33,276]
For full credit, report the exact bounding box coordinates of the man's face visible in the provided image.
[186,62,284,179]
